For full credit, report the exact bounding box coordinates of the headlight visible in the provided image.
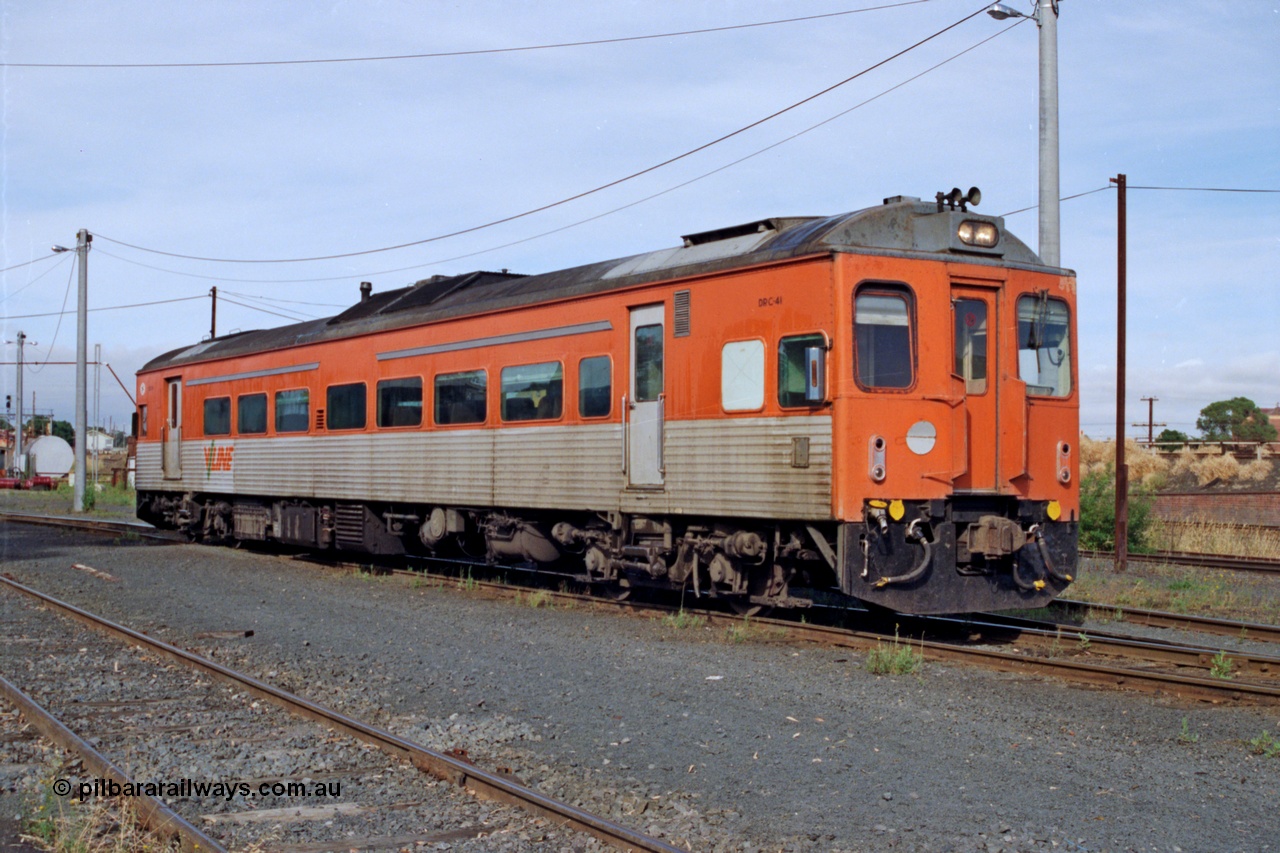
[958,220,999,248]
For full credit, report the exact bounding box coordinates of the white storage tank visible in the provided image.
[26,435,74,477]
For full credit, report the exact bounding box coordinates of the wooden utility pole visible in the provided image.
[1112,174,1128,572]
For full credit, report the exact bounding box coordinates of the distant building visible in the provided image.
[86,429,114,453]
[1265,404,1280,435]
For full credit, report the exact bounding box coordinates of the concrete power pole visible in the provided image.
[14,332,26,476]
[74,229,91,512]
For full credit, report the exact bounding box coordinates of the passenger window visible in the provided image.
[327,383,367,430]
[502,362,563,422]
[579,356,611,418]
[854,289,914,389]
[203,397,231,436]
[275,389,309,433]
[1017,294,1072,397]
[139,405,149,437]
[237,393,267,435]
[634,324,663,402]
[953,299,988,394]
[721,340,764,411]
[435,370,487,425]
[377,377,423,428]
[778,333,826,407]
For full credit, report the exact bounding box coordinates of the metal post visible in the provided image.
[93,342,101,488]
[14,332,25,476]
[1037,0,1060,267]
[210,286,217,339]
[1112,174,1128,571]
[73,229,91,512]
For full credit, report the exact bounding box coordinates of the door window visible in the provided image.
[953,299,988,394]
[634,324,663,402]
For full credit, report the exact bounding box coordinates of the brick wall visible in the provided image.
[1153,492,1280,527]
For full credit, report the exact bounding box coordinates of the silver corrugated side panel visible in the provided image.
[661,416,832,520]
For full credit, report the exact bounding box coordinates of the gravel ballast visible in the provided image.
[2,519,1278,852]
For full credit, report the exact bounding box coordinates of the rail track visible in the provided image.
[1081,548,1280,575]
[0,572,684,852]
[380,556,1280,706]
[6,510,1280,715]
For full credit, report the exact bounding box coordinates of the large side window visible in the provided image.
[435,370,487,425]
[579,355,611,418]
[377,377,423,428]
[275,388,309,433]
[203,397,231,436]
[237,393,267,435]
[327,383,367,430]
[778,333,826,407]
[854,288,914,389]
[1017,294,1072,397]
[501,362,563,422]
[721,340,764,412]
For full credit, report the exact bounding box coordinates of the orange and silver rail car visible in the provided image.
[135,190,1078,614]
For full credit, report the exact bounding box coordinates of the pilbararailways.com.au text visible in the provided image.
[53,777,340,801]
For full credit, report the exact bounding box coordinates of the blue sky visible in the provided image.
[2,0,1277,438]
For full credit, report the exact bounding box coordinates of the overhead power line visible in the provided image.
[1002,184,1280,217]
[4,1,932,69]
[0,252,61,275]
[6,295,205,320]
[92,2,990,265]
[91,18,1022,288]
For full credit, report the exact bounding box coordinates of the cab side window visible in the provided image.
[854,288,914,389]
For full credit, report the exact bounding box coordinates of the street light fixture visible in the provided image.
[987,1,1060,268]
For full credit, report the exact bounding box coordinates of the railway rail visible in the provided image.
[384,556,1280,705]
[0,675,225,853]
[0,572,684,852]
[6,510,1280,713]
[1081,548,1280,575]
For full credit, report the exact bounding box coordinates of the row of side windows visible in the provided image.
[201,355,613,436]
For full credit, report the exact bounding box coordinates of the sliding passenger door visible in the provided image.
[162,377,182,479]
[627,305,665,487]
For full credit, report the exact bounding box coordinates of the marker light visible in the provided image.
[958,220,999,248]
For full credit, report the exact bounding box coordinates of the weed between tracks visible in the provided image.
[660,609,706,631]
[1176,717,1199,745]
[1248,731,1280,757]
[23,770,171,853]
[864,626,923,676]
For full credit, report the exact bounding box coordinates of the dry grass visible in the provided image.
[1080,436,1169,488]
[24,784,176,853]
[1150,518,1280,559]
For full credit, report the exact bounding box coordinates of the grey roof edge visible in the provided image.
[139,197,1072,374]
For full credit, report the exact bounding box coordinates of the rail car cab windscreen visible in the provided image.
[1017,294,1072,397]
[854,287,914,389]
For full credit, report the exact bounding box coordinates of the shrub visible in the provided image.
[1078,465,1155,552]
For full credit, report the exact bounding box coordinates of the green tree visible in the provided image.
[1154,428,1189,447]
[51,419,74,445]
[1197,397,1278,442]
[1078,466,1155,553]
